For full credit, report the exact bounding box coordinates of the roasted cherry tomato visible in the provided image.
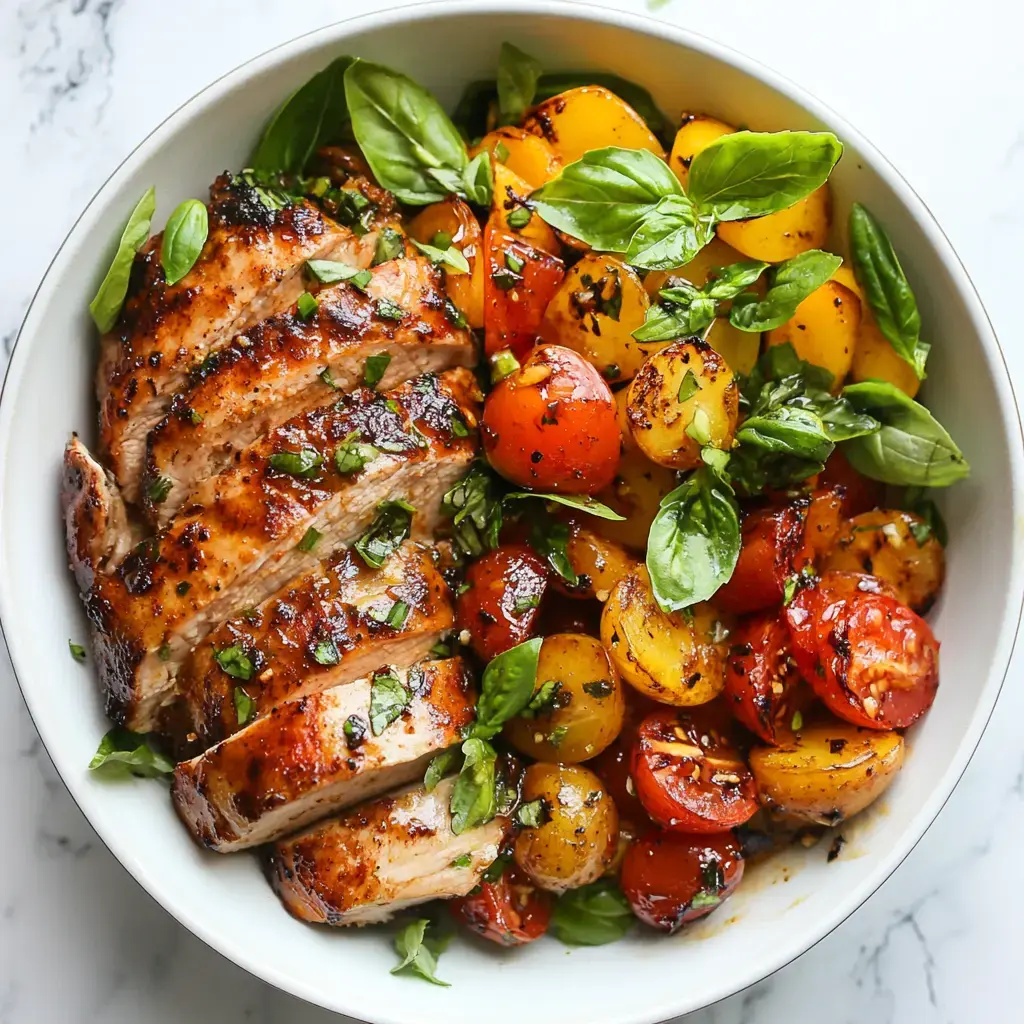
[589,695,658,829]
[455,544,549,660]
[724,613,808,745]
[799,488,845,565]
[631,707,759,833]
[621,830,744,932]
[714,503,807,615]
[785,574,939,729]
[482,345,621,494]
[450,865,552,946]
[484,223,565,361]
[818,448,885,518]
[537,594,602,637]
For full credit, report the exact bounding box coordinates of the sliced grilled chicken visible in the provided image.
[172,658,473,852]
[176,542,453,749]
[143,256,475,525]
[68,369,479,731]
[98,174,392,500]
[265,777,510,926]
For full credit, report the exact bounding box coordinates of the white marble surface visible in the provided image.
[1,0,1022,1020]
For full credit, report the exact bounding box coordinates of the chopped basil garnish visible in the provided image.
[369,669,411,735]
[355,499,416,568]
[297,526,322,552]
[449,736,498,834]
[234,686,255,725]
[88,727,174,779]
[450,853,473,869]
[363,352,392,387]
[515,798,547,828]
[312,638,340,665]
[444,298,468,328]
[343,714,367,748]
[384,600,410,629]
[214,644,253,681]
[507,204,533,229]
[424,746,461,790]
[334,430,379,474]
[146,476,172,504]
[296,291,319,320]
[268,447,323,478]
[306,259,373,291]
[373,226,406,265]
[68,641,87,663]
[375,297,405,321]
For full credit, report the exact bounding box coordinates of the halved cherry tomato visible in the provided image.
[818,448,885,518]
[482,345,621,494]
[724,613,809,745]
[484,223,565,361]
[620,830,744,932]
[450,865,552,946]
[785,574,939,729]
[799,489,845,565]
[631,708,759,833]
[455,544,549,660]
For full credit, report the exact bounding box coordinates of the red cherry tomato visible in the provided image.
[484,223,565,361]
[450,866,552,946]
[621,830,744,932]
[631,708,759,833]
[799,488,845,565]
[723,613,806,745]
[482,345,621,494]
[818,449,885,518]
[455,544,549,660]
[785,574,939,729]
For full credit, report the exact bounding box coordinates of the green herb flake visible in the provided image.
[215,644,253,681]
[68,641,87,664]
[384,600,411,629]
[791,710,804,731]
[515,798,547,829]
[268,447,324,478]
[370,670,411,735]
[582,679,613,699]
[548,724,569,747]
[505,251,525,274]
[306,259,373,291]
[677,368,702,403]
[157,642,172,662]
[234,686,255,725]
[430,641,452,658]
[782,576,798,606]
[319,367,339,390]
[296,291,319,320]
[146,476,172,504]
[176,581,192,597]
[450,853,473,869]
[375,298,406,322]
[354,499,416,568]
[334,431,379,474]
[373,226,406,266]
[343,714,367,748]
[513,593,541,615]
[520,679,560,719]
[507,205,533,229]
[364,353,393,389]
[297,526,322,552]
[312,638,340,666]
[88,727,174,779]
[444,298,468,328]
[189,408,203,425]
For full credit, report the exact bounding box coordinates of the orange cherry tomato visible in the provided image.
[455,544,550,661]
[450,865,552,946]
[723,613,807,745]
[621,830,744,932]
[631,708,759,834]
[482,345,621,494]
[484,222,565,361]
[785,574,939,729]
[818,448,885,518]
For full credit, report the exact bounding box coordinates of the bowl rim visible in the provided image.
[2,1,1022,1021]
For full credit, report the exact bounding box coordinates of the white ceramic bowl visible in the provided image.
[1,3,1021,1021]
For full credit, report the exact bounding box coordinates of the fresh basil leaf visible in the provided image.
[503,491,625,521]
[160,199,208,286]
[646,467,740,612]
[473,637,543,738]
[677,369,701,403]
[515,798,547,828]
[296,526,322,552]
[729,250,843,332]
[268,446,323,478]
[373,226,406,266]
[334,431,379,474]
[901,487,949,547]
[840,381,969,487]
[788,391,879,442]
[551,879,634,946]
[424,747,462,791]
[312,638,340,665]
[375,298,405,322]
[250,56,353,175]
[528,514,577,585]
[703,260,770,300]
[344,60,467,205]
[496,42,543,125]
[370,669,411,735]
[519,678,560,717]
[731,405,835,493]
[391,918,450,987]
[233,686,255,724]
[849,203,928,378]
[89,187,156,332]
[296,291,319,320]
[632,298,715,342]
[625,193,714,270]
[306,259,373,290]
[450,737,498,834]
[688,131,842,222]
[343,714,368,748]
[461,150,494,207]
[88,727,174,779]
[740,341,834,409]
[530,147,682,252]
[69,640,87,663]
[410,238,471,274]
[364,352,392,388]
[441,463,505,559]
[355,499,416,568]
[214,644,253,681]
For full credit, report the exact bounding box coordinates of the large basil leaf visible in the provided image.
[739,341,834,408]
[503,492,625,520]
[450,737,498,834]
[730,405,834,494]
[160,198,209,286]
[788,391,879,441]
[703,260,771,299]
[625,194,714,270]
[849,203,929,379]
[530,147,681,252]
[729,250,843,332]
[551,879,634,946]
[840,381,969,486]
[473,637,543,738]
[528,514,577,584]
[497,42,542,125]
[646,467,740,612]
[250,56,353,175]
[391,918,451,987]
[344,60,467,205]
[89,187,156,333]
[88,727,173,779]
[687,131,843,222]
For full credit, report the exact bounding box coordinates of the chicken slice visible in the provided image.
[172,658,473,852]
[175,542,453,749]
[142,256,474,525]
[66,369,479,732]
[264,777,510,926]
[98,174,392,500]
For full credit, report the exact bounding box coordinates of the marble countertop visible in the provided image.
[1,0,1021,1020]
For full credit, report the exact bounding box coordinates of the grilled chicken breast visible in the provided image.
[65,369,479,731]
[98,174,391,499]
[176,542,453,749]
[172,658,473,852]
[265,777,510,926]
[142,256,475,525]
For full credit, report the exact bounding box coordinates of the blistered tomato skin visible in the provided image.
[785,575,939,730]
[449,866,552,946]
[818,448,885,518]
[482,345,621,494]
[455,544,550,661]
[631,709,759,833]
[621,831,744,932]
